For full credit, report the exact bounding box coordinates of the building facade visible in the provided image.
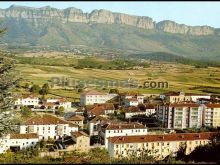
[100,122,148,148]
[108,132,215,160]
[157,103,203,129]
[20,115,78,140]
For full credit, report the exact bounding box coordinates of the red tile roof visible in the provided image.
[67,115,84,121]
[127,98,138,102]
[10,133,38,139]
[205,104,220,108]
[90,115,111,123]
[109,132,216,144]
[24,114,75,126]
[124,106,140,112]
[169,103,200,108]
[87,103,115,116]
[105,122,146,130]
[144,104,155,109]
[71,131,89,138]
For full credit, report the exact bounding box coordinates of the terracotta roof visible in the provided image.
[87,103,115,116]
[124,106,140,112]
[169,103,199,108]
[105,122,146,130]
[69,123,79,127]
[10,133,38,139]
[109,132,216,144]
[144,104,155,109]
[205,104,220,108]
[90,115,110,123]
[24,114,69,125]
[81,90,106,96]
[67,115,84,121]
[71,131,89,138]
[127,98,138,102]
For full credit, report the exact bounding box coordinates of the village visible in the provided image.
[1,88,220,160]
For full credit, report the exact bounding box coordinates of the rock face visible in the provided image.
[0,5,218,36]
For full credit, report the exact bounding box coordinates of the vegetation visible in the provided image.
[0,28,20,137]
[56,106,65,117]
[20,106,32,118]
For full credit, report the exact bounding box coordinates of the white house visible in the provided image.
[125,98,139,107]
[123,106,146,119]
[144,104,156,116]
[20,114,78,140]
[0,133,39,154]
[100,122,148,149]
[88,115,111,136]
[120,92,144,104]
[44,98,72,110]
[15,95,39,107]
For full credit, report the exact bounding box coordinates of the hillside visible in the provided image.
[1,5,220,62]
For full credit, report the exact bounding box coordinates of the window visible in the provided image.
[157,143,159,146]
[116,145,118,148]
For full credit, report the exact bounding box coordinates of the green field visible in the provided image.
[14,53,220,100]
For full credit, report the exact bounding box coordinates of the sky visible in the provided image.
[0,1,220,28]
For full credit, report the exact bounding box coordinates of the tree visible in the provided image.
[109,88,119,94]
[0,43,20,137]
[30,84,41,94]
[20,106,32,118]
[56,106,65,116]
[39,83,50,95]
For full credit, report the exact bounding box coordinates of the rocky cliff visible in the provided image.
[0,5,218,36]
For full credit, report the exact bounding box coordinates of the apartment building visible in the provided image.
[202,104,220,127]
[157,103,203,129]
[80,90,117,106]
[0,133,39,154]
[100,122,148,148]
[108,132,215,160]
[20,114,78,140]
[160,91,210,103]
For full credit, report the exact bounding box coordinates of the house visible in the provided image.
[67,115,84,129]
[15,95,39,108]
[99,122,148,148]
[85,103,115,118]
[157,102,203,129]
[70,131,90,153]
[44,98,72,110]
[144,104,156,116]
[159,91,210,103]
[20,114,78,140]
[125,98,139,107]
[108,132,215,160]
[75,108,84,116]
[202,103,220,127]
[123,106,146,119]
[80,90,112,106]
[88,115,111,136]
[120,92,144,104]
[0,133,39,154]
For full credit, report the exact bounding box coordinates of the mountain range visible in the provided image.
[1,5,220,62]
